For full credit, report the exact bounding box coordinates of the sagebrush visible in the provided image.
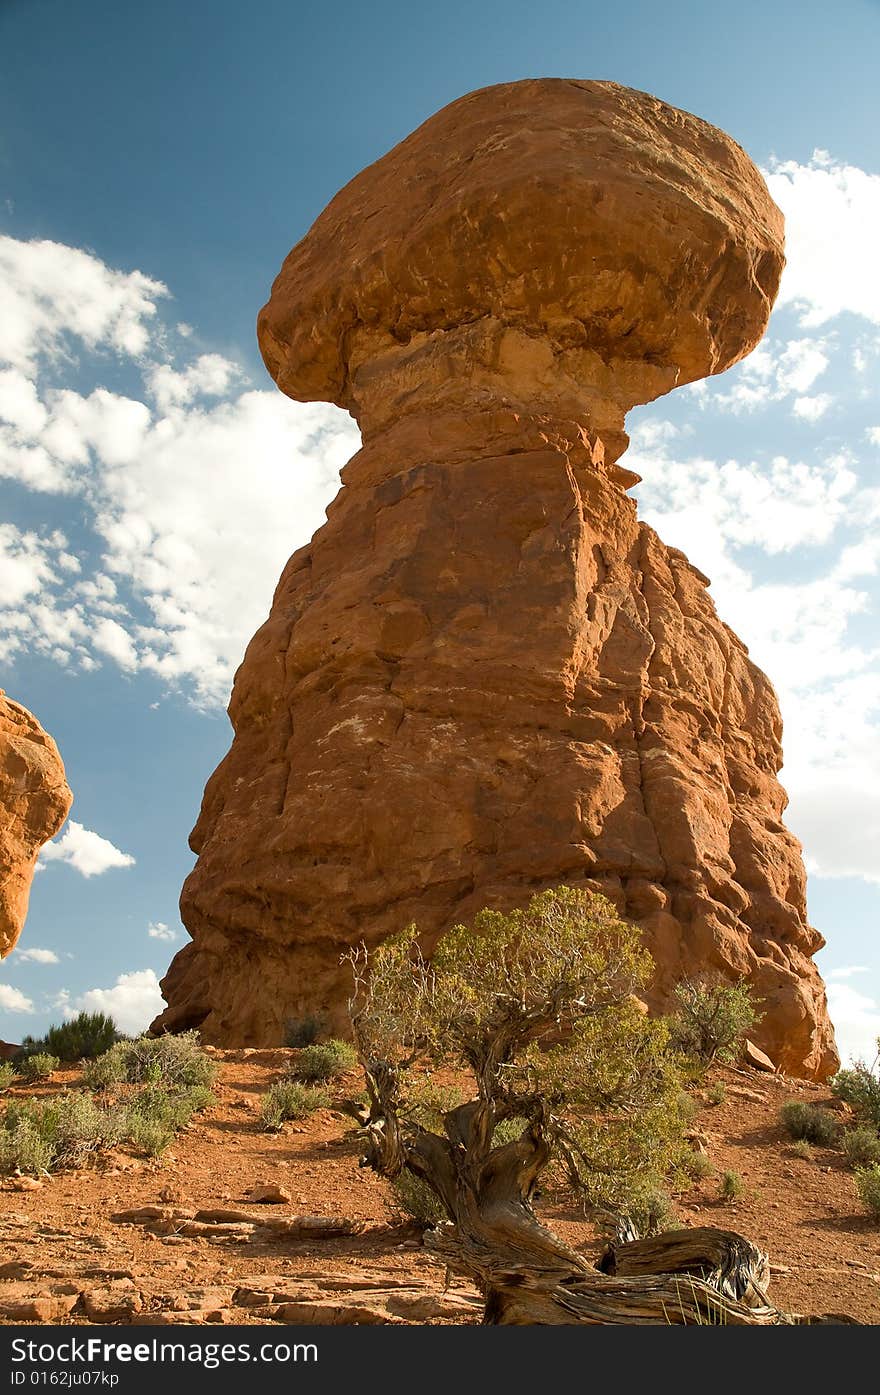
[780,1101,840,1146]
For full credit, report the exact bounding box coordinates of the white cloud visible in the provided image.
[828,966,870,980]
[15,948,60,964]
[792,393,832,422]
[147,921,178,942]
[629,423,880,885]
[765,152,880,326]
[700,336,832,417]
[59,969,163,1036]
[827,982,880,1067]
[0,233,359,706]
[0,983,34,1013]
[39,820,135,878]
[0,235,167,373]
[92,616,138,671]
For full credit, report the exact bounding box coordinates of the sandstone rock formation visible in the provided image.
[1,691,72,958]
[155,79,837,1077]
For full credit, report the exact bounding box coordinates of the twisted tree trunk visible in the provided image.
[360,1091,853,1324]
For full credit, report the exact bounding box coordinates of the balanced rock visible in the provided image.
[0,691,72,957]
[155,79,837,1078]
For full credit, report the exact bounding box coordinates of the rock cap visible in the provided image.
[258,78,784,452]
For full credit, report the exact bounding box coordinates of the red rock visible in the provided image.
[154,79,837,1080]
[0,691,72,958]
[743,1039,777,1073]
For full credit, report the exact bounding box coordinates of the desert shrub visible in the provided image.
[389,1170,446,1227]
[780,1100,840,1146]
[0,1063,17,1090]
[707,1082,726,1107]
[127,1116,175,1157]
[0,1117,55,1174]
[790,1138,814,1161]
[18,1053,59,1081]
[833,1045,880,1131]
[623,1188,678,1238]
[718,1170,744,1202]
[290,1039,357,1083]
[681,1149,713,1181]
[349,886,688,1234]
[0,1073,213,1172]
[675,1090,699,1125]
[284,1015,325,1048]
[669,976,761,1066]
[842,1126,880,1167]
[84,1032,216,1091]
[25,1012,120,1062]
[855,1164,880,1220]
[2,1091,125,1172]
[260,1080,330,1130]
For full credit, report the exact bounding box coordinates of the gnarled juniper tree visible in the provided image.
[346,886,819,1324]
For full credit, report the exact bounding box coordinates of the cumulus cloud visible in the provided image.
[0,235,167,372]
[39,821,135,878]
[58,969,163,1036]
[765,151,880,326]
[0,233,358,706]
[0,983,34,1013]
[147,921,178,942]
[691,336,833,418]
[827,981,880,1067]
[629,423,880,885]
[15,947,60,964]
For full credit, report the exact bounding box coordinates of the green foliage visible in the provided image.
[623,1188,678,1238]
[790,1138,814,1161]
[855,1164,880,1220]
[2,1091,124,1172]
[260,1080,330,1130]
[707,1082,726,1106]
[83,1032,216,1091]
[681,1149,713,1181]
[127,1116,175,1157]
[0,1062,17,1090]
[407,1079,466,1132]
[675,1090,699,1126]
[351,886,688,1223]
[389,1170,446,1227]
[283,1015,325,1048]
[833,1044,880,1131]
[290,1039,357,1083]
[1,1051,215,1173]
[18,1053,59,1081]
[22,1012,119,1062]
[718,1170,744,1202]
[0,1117,55,1174]
[842,1126,880,1167]
[780,1100,840,1146]
[669,977,761,1066]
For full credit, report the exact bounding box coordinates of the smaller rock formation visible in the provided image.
[0,691,72,957]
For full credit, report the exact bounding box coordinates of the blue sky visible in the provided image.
[1,0,878,1062]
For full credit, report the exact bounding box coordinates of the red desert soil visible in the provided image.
[2,1050,879,1325]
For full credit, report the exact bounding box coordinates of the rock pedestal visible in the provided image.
[154,80,837,1078]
